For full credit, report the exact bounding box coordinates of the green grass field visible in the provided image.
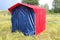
[0,11,60,40]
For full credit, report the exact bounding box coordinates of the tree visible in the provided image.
[43,4,49,11]
[22,0,39,5]
[40,4,49,11]
[53,0,60,13]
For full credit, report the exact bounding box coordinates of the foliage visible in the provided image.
[48,8,54,14]
[41,4,49,10]
[53,0,60,13]
[0,11,60,40]
[40,4,49,13]
[22,0,39,5]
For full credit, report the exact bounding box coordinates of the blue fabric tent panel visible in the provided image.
[11,5,35,35]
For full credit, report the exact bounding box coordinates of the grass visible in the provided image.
[0,11,60,40]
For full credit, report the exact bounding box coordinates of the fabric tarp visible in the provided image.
[11,5,35,35]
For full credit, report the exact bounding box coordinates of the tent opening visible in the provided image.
[11,5,35,35]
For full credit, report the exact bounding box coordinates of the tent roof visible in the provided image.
[8,3,44,12]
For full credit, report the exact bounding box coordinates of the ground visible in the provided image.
[0,11,60,40]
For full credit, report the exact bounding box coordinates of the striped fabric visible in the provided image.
[11,5,35,35]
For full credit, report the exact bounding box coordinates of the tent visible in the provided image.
[8,3,46,35]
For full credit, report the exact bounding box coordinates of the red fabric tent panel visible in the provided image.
[33,8,46,35]
[8,3,44,13]
[8,3,46,35]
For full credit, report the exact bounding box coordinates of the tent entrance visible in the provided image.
[11,5,35,35]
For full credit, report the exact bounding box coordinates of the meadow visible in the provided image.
[0,11,60,40]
